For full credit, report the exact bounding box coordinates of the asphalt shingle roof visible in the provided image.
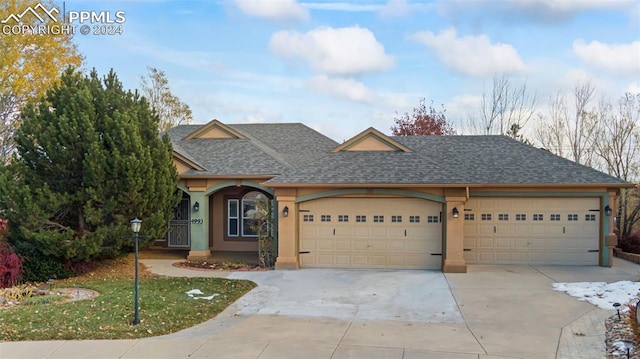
[266,135,627,185]
[167,123,627,185]
[166,123,337,176]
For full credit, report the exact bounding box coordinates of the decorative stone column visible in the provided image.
[443,195,467,273]
[274,189,299,269]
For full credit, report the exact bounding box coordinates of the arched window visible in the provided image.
[227,191,269,238]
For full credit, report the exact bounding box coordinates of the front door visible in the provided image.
[168,195,191,248]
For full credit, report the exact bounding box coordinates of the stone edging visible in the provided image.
[614,248,640,265]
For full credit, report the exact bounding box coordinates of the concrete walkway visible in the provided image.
[1,259,639,359]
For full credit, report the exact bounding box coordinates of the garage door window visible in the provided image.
[409,215,420,223]
[481,214,491,221]
[338,215,349,222]
[427,215,439,223]
[373,215,384,223]
[585,214,596,221]
[321,215,331,222]
[516,214,526,221]
[550,214,561,221]
[568,214,578,221]
[498,214,509,221]
[465,213,475,220]
[303,214,314,222]
[533,214,543,221]
[391,215,402,223]
[356,215,366,223]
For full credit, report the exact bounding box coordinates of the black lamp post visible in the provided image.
[130,217,142,325]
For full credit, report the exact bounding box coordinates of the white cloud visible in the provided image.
[379,0,434,19]
[307,75,375,103]
[439,0,634,23]
[627,82,640,94]
[233,0,309,22]
[573,39,640,76]
[269,26,395,75]
[411,27,526,77]
[379,0,410,18]
[302,2,381,12]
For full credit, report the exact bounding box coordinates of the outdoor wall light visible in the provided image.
[452,207,459,218]
[282,206,289,217]
[193,201,200,212]
[604,205,612,216]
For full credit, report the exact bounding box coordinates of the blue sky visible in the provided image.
[68,0,639,142]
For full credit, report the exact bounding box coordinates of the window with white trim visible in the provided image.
[373,215,384,223]
[227,191,269,238]
[338,215,349,222]
[550,214,561,221]
[391,215,402,223]
[585,214,596,221]
[321,215,331,222]
[568,214,578,221]
[228,199,239,236]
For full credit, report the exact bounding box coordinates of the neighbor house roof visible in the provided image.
[168,121,630,187]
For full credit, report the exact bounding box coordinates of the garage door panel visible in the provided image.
[299,197,442,269]
[464,197,599,265]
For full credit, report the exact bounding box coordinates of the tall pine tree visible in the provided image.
[0,68,178,273]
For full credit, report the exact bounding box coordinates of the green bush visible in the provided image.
[14,242,71,282]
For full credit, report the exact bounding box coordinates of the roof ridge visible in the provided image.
[229,125,294,170]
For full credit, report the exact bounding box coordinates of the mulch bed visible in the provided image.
[172,260,270,271]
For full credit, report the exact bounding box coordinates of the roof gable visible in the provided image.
[332,127,412,153]
[183,119,246,140]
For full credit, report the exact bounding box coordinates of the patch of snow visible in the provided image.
[186,289,204,297]
[552,281,640,309]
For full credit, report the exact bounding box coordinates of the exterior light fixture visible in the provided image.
[193,201,200,212]
[613,302,621,321]
[452,207,459,218]
[282,206,289,217]
[130,217,142,325]
[604,205,612,216]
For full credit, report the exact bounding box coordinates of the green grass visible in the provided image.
[0,276,256,341]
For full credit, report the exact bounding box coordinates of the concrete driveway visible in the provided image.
[2,260,639,359]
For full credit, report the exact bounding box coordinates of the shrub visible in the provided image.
[13,242,71,282]
[0,240,23,288]
[619,233,640,255]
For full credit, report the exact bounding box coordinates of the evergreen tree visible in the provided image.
[0,67,179,272]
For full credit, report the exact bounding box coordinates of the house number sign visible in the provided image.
[190,218,203,224]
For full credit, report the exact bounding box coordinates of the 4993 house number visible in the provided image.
[190,218,203,224]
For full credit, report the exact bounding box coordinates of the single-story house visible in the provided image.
[163,119,632,273]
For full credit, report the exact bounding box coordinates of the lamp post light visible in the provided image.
[130,217,142,325]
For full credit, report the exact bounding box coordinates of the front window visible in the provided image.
[227,191,269,238]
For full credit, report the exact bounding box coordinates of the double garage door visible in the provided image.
[299,198,442,269]
[464,198,600,265]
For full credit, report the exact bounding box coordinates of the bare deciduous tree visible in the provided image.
[593,93,640,238]
[468,74,538,139]
[140,67,193,132]
[535,80,597,166]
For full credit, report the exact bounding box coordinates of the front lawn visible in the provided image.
[0,256,256,341]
